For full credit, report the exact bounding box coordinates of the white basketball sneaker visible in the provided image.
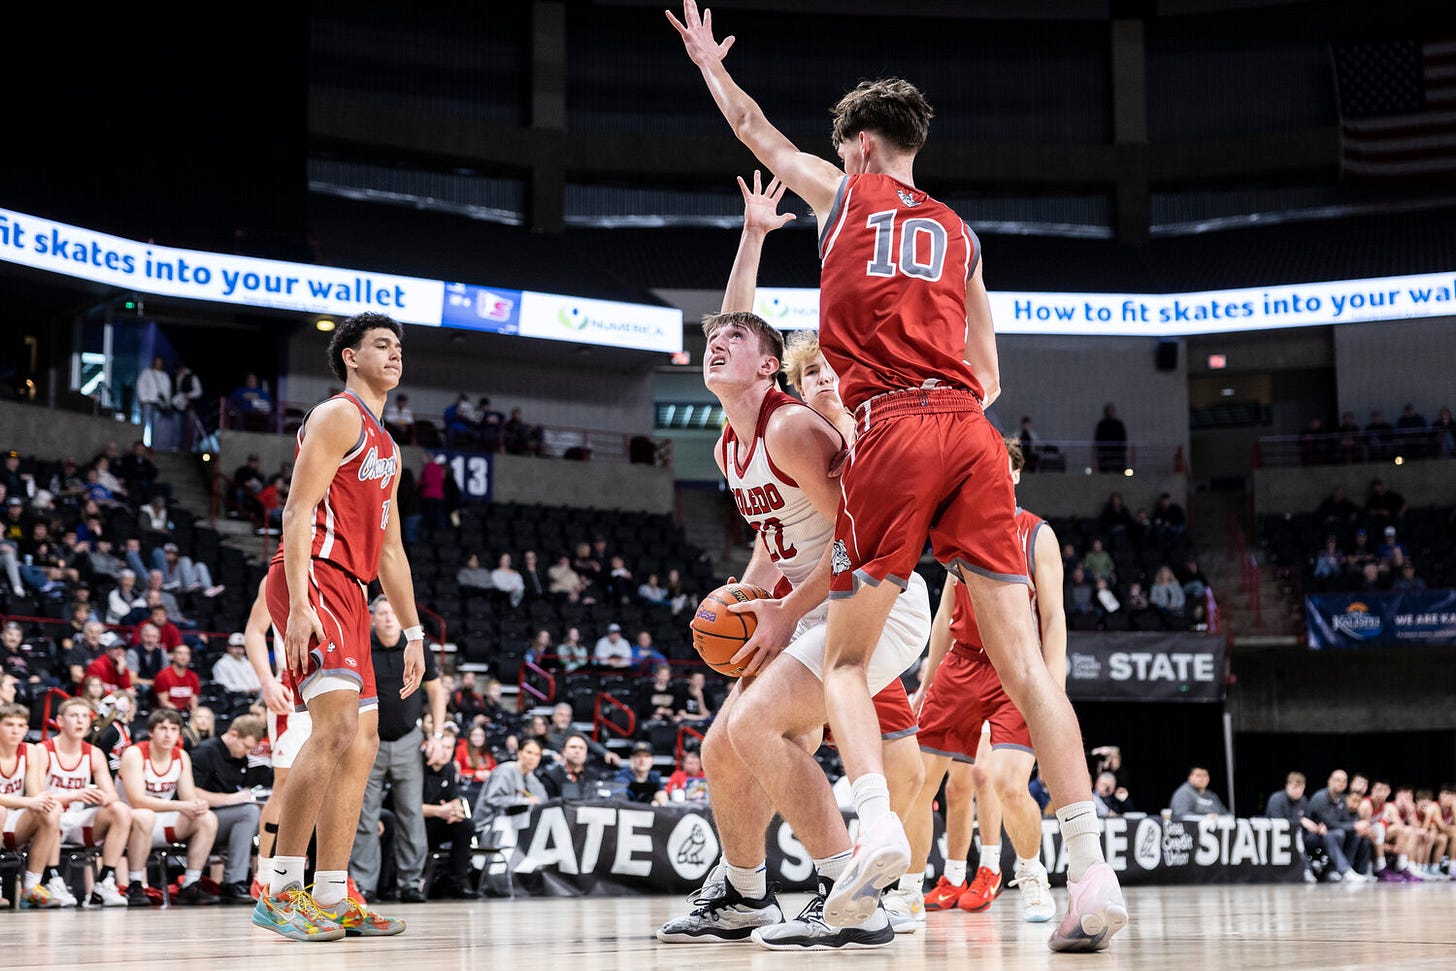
[1010,859,1055,923]
[1047,862,1128,952]
[657,881,784,944]
[824,813,910,928]
[44,874,80,908]
[753,879,895,951]
[882,887,925,934]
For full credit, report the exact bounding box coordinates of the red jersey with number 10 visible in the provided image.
[272,390,398,584]
[818,173,983,411]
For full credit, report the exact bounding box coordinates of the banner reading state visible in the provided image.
[1305,589,1456,649]
[1064,631,1228,702]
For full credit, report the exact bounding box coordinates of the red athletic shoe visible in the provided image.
[957,866,1002,912]
[250,876,266,901]
[924,875,967,911]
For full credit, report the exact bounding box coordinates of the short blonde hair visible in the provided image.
[781,331,822,394]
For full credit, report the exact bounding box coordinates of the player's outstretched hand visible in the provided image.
[666,1,734,68]
[739,170,796,235]
[726,596,794,678]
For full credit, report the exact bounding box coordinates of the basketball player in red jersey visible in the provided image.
[670,3,1125,950]
[117,708,220,904]
[253,312,420,942]
[1,702,66,908]
[657,174,928,951]
[908,439,1060,922]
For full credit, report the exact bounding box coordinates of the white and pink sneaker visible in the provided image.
[1047,862,1128,952]
[824,814,911,928]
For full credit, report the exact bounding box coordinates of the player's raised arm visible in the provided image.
[964,258,1001,406]
[722,171,796,314]
[667,2,843,217]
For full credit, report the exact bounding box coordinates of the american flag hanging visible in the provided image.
[1331,39,1456,180]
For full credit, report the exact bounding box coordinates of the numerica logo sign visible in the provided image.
[557,306,666,337]
[1332,602,1383,639]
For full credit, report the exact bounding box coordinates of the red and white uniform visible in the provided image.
[722,390,930,733]
[127,740,184,845]
[266,390,397,710]
[43,738,102,846]
[265,623,312,770]
[817,173,1023,595]
[1,744,29,848]
[918,509,1044,762]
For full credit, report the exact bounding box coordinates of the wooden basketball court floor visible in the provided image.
[5,883,1453,969]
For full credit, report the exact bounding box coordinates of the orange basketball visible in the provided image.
[690,582,771,677]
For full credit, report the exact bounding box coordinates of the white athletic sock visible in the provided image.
[1397,854,1408,869]
[897,871,922,894]
[312,869,348,907]
[944,859,968,886]
[130,870,147,885]
[257,857,272,884]
[980,844,1002,873]
[726,861,767,900]
[271,856,306,895]
[1015,855,1042,874]
[815,850,852,883]
[1376,857,1387,871]
[851,774,892,828]
[183,869,201,887]
[1055,801,1105,882]
[24,871,40,891]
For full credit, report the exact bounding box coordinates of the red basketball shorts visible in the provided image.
[825,678,918,744]
[831,389,1027,597]
[917,648,1033,762]
[265,558,376,711]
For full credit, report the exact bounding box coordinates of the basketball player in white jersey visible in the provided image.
[657,173,929,951]
[241,577,313,899]
[1,702,67,908]
[43,696,153,906]
[117,708,220,904]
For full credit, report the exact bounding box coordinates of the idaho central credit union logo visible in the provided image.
[1333,601,1383,639]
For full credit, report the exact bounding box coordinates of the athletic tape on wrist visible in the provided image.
[403,625,425,642]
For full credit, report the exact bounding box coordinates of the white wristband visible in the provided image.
[403,625,425,642]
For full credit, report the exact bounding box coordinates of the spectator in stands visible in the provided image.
[1306,769,1373,881]
[1177,556,1211,621]
[1,621,50,694]
[228,372,273,426]
[143,576,193,630]
[418,453,448,531]
[490,553,526,608]
[480,677,514,732]
[443,394,479,448]
[1315,486,1360,527]
[1345,528,1376,579]
[420,739,479,899]
[1080,538,1115,584]
[1312,538,1345,586]
[518,549,547,601]
[230,453,266,521]
[1064,565,1095,620]
[637,663,678,732]
[1376,525,1408,570]
[476,397,505,453]
[602,555,635,604]
[172,363,205,451]
[1331,411,1362,463]
[211,632,261,697]
[524,628,553,667]
[503,407,544,457]
[1264,771,1318,882]
[1016,416,1040,470]
[455,723,496,791]
[189,712,265,902]
[612,741,668,805]
[133,604,185,651]
[86,635,133,694]
[1150,566,1186,621]
[555,627,588,673]
[1356,561,1385,593]
[1170,765,1231,819]
[1094,402,1128,473]
[118,439,162,502]
[151,643,200,712]
[1431,405,1456,457]
[1394,403,1427,458]
[451,670,487,725]
[383,393,415,442]
[254,474,286,535]
[1094,576,1120,620]
[540,733,605,801]
[1365,478,1406,523]
[61,620,108,689]
[1151,492,1187,545]
[675,669,713,728]
[182,706,216,750]
[665,748,709,802]
[1392,562,1427,592]
[1099,491,1137,538]
[594,624,632,668]
[126,622,169,692]
[457,553,494,601]
[637,571,670,607]
[0,672,16,705]
[1364,409,1396,461]
[155,542,222,597]
[663,568,691,615]
[572,541,603,589]
[544,702,619,768]
[1298,417,1330,466]
[1093,771,1133,817]
[1123,581,1150,619]
[137,355,175,450]
[396,466,421,543]
[106,569,145,624]
[548,553,588,602]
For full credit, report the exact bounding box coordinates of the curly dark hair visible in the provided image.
[326,312,403,382]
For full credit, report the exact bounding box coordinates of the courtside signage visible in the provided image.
[756,270,1456,337]
[0,207,683,352]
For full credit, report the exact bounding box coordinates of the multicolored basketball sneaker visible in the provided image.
[251,882,346,942]
[325,878,406,937]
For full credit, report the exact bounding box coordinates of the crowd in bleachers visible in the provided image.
[1296,404,1456,466]
[1260,479,1456,596]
